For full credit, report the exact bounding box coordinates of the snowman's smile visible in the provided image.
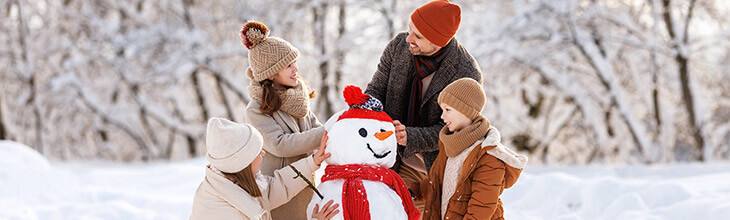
[366,143,391,159]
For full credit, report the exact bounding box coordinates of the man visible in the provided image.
[365,0,483,179]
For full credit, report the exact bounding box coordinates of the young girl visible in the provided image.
[239,21,326,219]
[412,78,528,219]
[190,117,338,220]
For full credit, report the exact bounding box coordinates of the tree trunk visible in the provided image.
[676,54,704,160]
[214,73,235,120]
[15,0,45,154]
[651,53,661,130]
[186,135,197,158]
[165,99,183,159]
[190,69,206,156]
[313,2,334,118]
[661,0,704,160]
[0,94,5,140]
[30,76,45,154]
[334,0,346,98]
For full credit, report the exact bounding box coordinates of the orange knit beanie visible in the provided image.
[410,0,461,47]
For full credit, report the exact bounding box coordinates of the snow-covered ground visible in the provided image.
[1,140,729,220]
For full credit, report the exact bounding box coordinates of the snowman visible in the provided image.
[307,85,421,220]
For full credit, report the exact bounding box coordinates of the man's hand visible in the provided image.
[393,120,407,146]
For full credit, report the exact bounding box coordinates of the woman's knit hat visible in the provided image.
[437,78,485,120]
[242,21,300,83]
[205,117,263,173]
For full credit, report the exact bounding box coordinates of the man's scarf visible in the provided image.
[406,49,446,126]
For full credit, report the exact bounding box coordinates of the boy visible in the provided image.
[413,78,528,220]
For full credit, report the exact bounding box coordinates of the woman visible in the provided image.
[190,117,338,220]
[240,21,326,219]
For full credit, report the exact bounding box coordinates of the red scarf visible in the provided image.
[406,49,446,126]
[321,164,421,220]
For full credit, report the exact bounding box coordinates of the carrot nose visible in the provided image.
[374,131,393,141]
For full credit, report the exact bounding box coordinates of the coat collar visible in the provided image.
[203,166,267,219]
[274,110,301,133]
[420,38,460,107]
[250,100,301,133]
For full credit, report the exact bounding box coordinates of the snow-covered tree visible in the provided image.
[1,0,728,163]
[460,0,730,163]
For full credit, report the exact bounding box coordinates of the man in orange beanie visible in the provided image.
[364,0,483,195]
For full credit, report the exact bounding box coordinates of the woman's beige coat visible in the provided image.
[245,100,325,219]
[190,156,319,220]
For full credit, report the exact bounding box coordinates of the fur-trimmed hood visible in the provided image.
[481,126,528,188]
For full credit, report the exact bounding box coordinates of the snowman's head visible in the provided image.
[326,118,396,167]
[324,85,397,167]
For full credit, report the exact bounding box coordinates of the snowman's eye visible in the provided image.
[359,128,367,137]
[380,129,386,133]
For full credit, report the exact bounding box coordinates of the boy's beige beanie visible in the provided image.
[437,78,485,120]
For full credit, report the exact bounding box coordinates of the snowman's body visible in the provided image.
[307,87,416,220]
[313,179,407,220]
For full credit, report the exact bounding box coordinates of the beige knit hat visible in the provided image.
[242,21,300,83]
[437,78,486,120]
[205,117,263,173]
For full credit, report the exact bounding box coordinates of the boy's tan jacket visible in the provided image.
[190,157,319,220]
[415,127,528,220]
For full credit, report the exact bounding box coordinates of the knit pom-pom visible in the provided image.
[343,85,370,106]
[242,21,269,49]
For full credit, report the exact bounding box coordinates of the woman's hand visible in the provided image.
[313,131,331,166]
[312,199,340,220]
[393,120,407,146]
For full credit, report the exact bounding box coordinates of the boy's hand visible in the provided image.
[313,131,331,166]
[393,120,407,146]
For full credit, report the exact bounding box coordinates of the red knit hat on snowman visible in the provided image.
[337,85,392,122]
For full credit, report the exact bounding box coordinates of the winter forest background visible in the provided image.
[2,0,730,165]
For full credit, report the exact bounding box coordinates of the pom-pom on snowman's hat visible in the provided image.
[338,85,392,122]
